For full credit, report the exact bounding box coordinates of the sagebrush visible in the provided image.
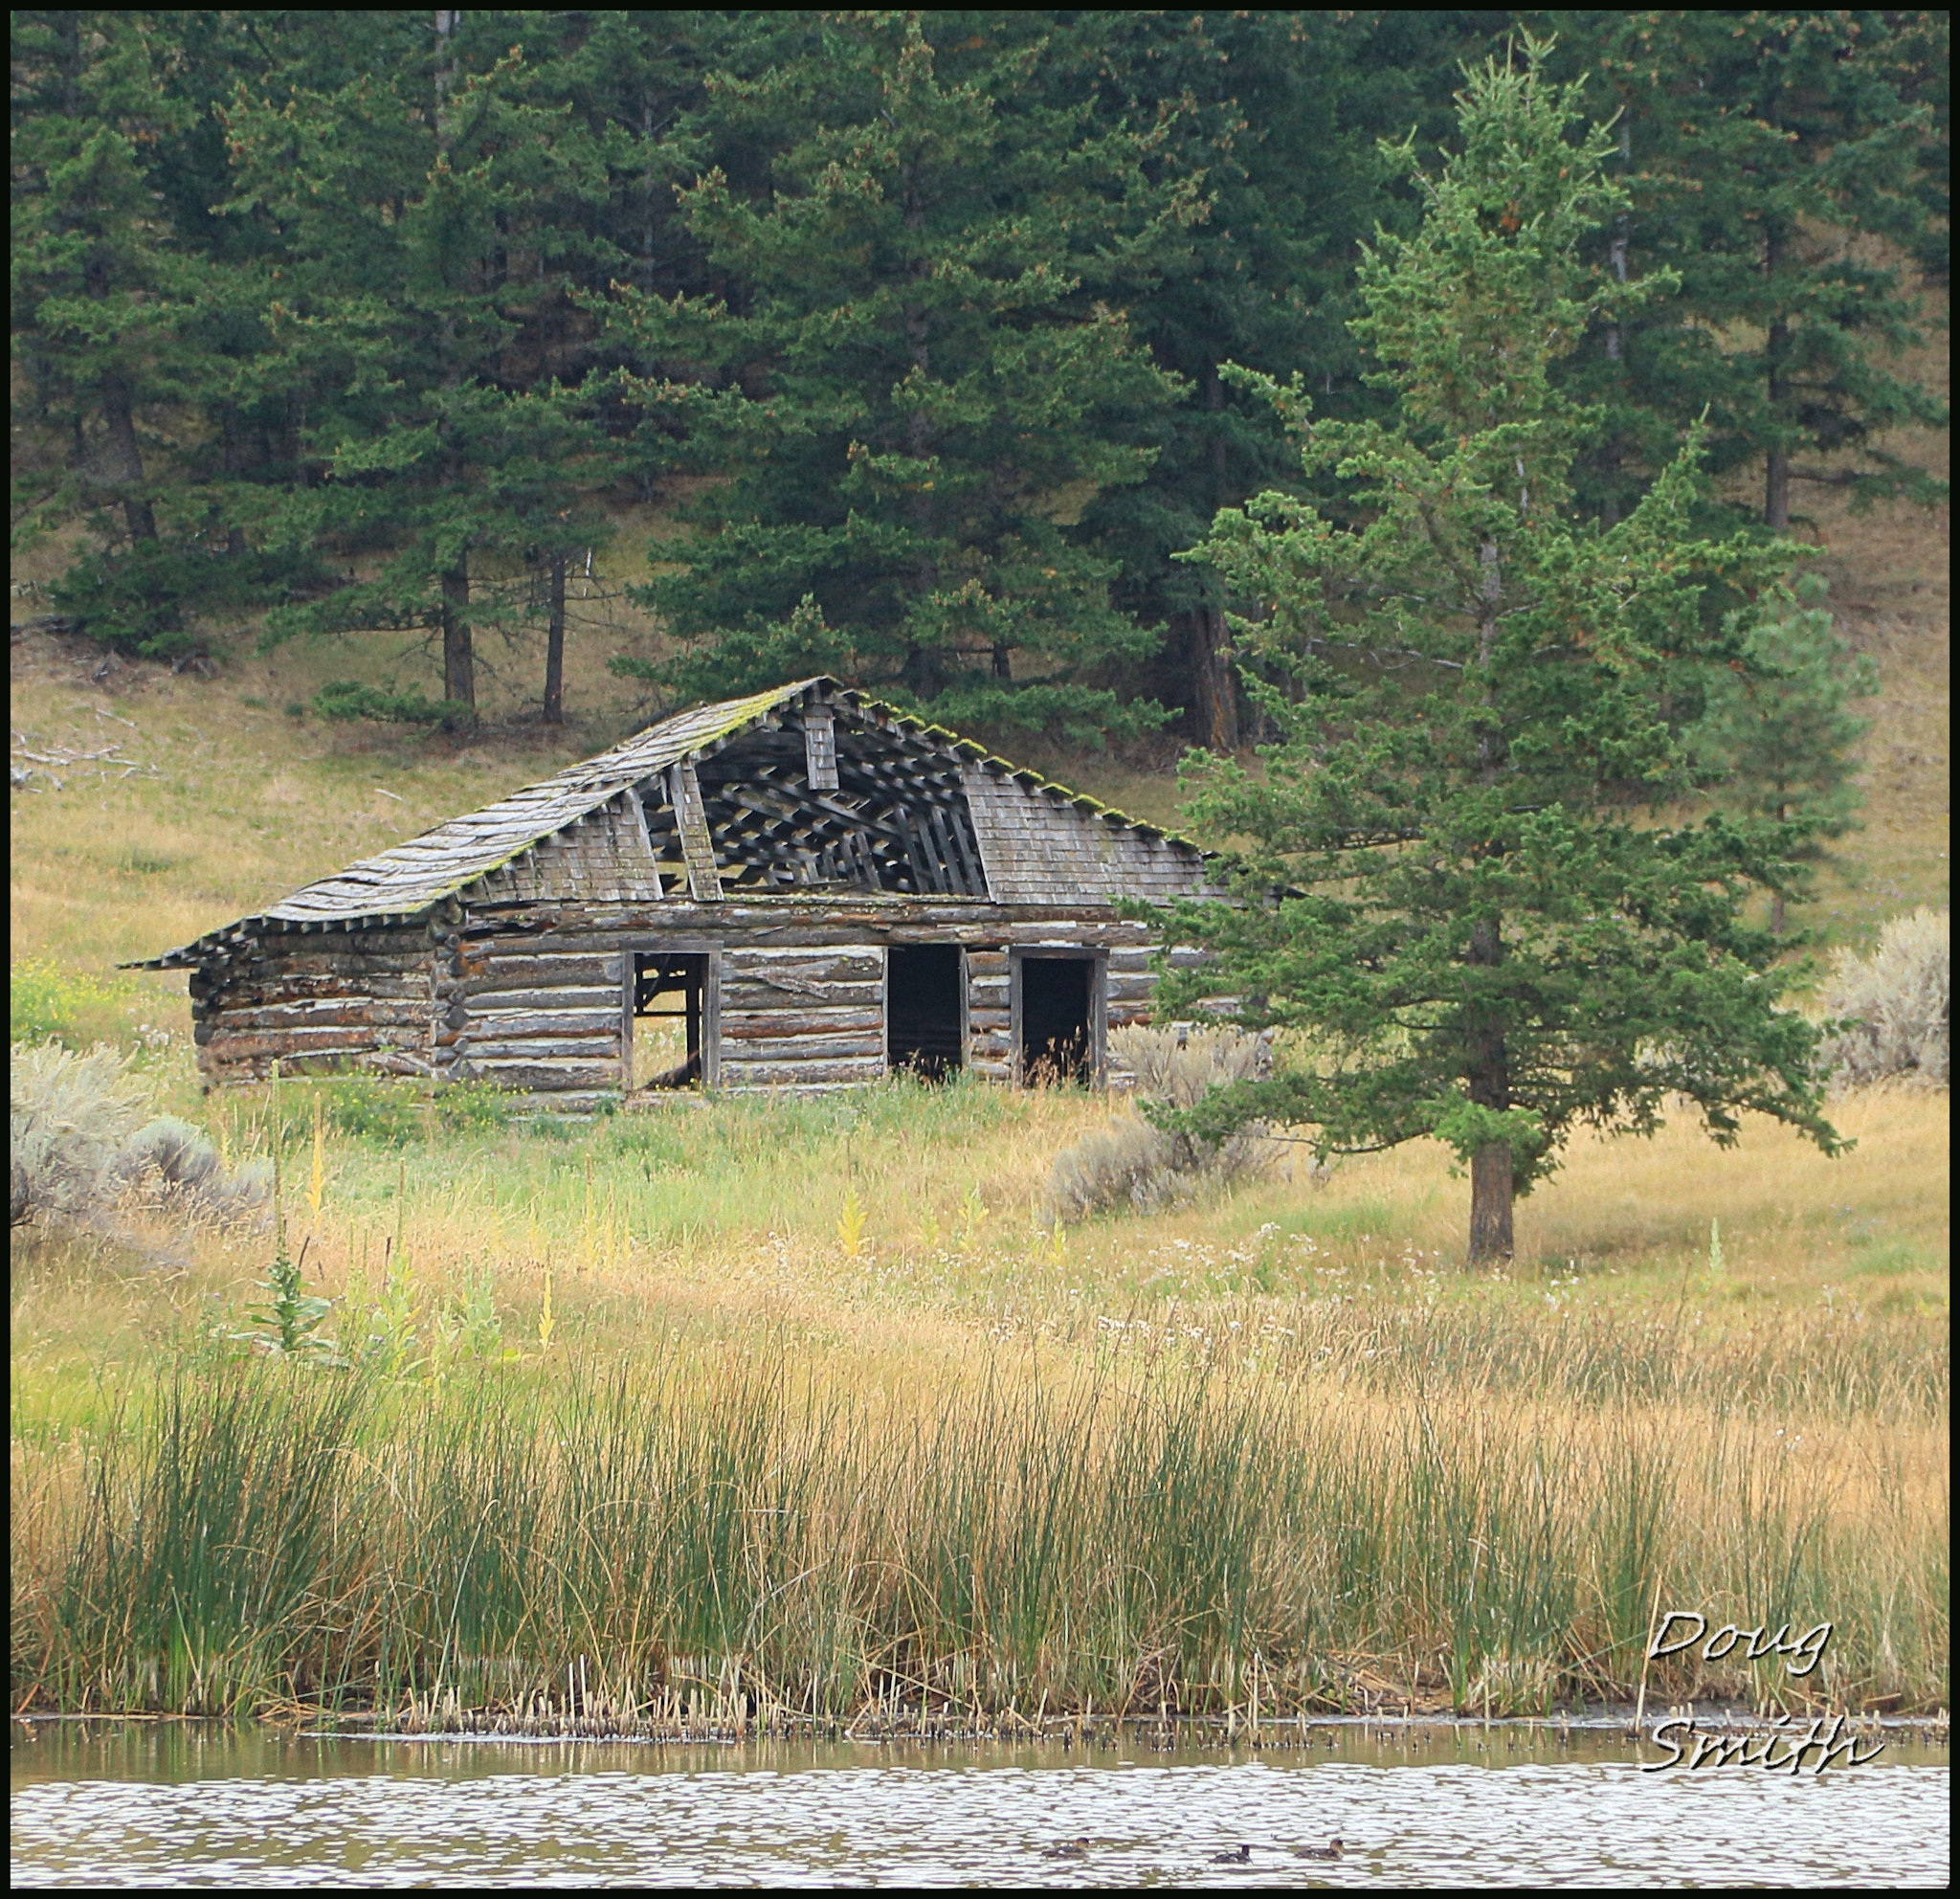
[1818,907,1949,1089]
[10,1040,268,1228]
[1048,1025,1278,1222]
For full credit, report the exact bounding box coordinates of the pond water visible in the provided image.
[11,1722,1949,1888]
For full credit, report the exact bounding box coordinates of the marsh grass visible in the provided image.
[11,1345,1945,1726]
[11,1071,1947,1725]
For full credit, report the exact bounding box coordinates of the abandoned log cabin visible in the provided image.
[133,679,1217,1108]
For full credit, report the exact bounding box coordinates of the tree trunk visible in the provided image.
[1466,547,1513,1263]
[1765,427,1792,533]
[1469,1142,1514,1263]
[440,560,474,709]
[1770,886,1787,937]
[99,374,156,546]
[434,11,458,153]
[1190,607,1237,749]
[544,550,567,725]
[1465,915,1513,1263]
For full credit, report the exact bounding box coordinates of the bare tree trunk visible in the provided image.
[1191,607,1237,750]
[1467,542,1514,1263]
[99,373,156,545]
[1765,426,1792,532]
[1469,1140,1514,1263]
[544,550,567,724]
[434,11,458,152]
[1770,886,1787,936]
[441,560,474,709]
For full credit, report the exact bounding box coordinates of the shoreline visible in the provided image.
[12,1705,1951,1747]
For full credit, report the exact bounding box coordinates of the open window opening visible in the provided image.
[632,952,708,1090]
[886,945,964,1082]
[1018,955,1096,1085]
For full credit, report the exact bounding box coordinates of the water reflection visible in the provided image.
[11,1724,1949,1888]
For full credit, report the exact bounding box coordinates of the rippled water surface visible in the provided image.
[11,1724,1949,1888]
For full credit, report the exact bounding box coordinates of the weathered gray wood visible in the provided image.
[803,701,838,791]
[719,1056,886,1087]
[671,760,724,902]
[457,985,619,1014]
[623,789,665,901]
[466,1009,620,1039]
[465,1058,622,1089]
[720,1017,884,1052]
[720,981,882,1016]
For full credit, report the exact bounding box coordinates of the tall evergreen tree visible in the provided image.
[237,23,625,712]
[1692,577,1878,935]
[1068,9,1506,748]
[1149,47,1843,1262]
[11,11,189,556]
[610,13,1195,742]
[1546,9,1949,530]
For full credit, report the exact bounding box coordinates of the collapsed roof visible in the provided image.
[135,678,1205,968]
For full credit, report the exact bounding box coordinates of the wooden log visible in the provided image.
[465,1058,623,1090]
[209,1002,434,1033]
[719,980,882,1014]
[203,1029,408,1061]
[464,1033,619,1062]
[718,1057,886,1088]
[465,1009,623,1039]
[719,1027,883,1060]
[455,985,620,1014]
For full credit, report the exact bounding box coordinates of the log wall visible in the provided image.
[192,897,1189,1106]
[191,923,440,1085]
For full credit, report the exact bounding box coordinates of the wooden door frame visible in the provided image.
[1007,946,1107,1087]
[619,940,722,1091]
[882,942,972,1078]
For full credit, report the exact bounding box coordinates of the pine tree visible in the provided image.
[1150,46,1844,1263]
[238,22,626,715]
[1548,10,1949,530]
[1070,9,1503,749]
[1692,577,1878,935]
[610,14,1194,743]
[11,12,189,557]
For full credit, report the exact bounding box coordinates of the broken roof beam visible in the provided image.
[669,761,724,902]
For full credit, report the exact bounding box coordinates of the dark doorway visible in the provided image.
[632,951,708,1089]
[1018,955,1095,1084]
[886,946,964,1080]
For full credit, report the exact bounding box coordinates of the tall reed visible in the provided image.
[11,1345,1946,1724]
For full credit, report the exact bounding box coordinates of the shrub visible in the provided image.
[1107,1022,1272,1106]
[1046,1025,1279,1223]
[10,1041,152,1226]
[50,540,331,659]
[268,1076,514,1147]
[115,1115,271,1219]
[1817,907,1949,1091]
[314,680,473,730]
[11,1043,273,1229]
